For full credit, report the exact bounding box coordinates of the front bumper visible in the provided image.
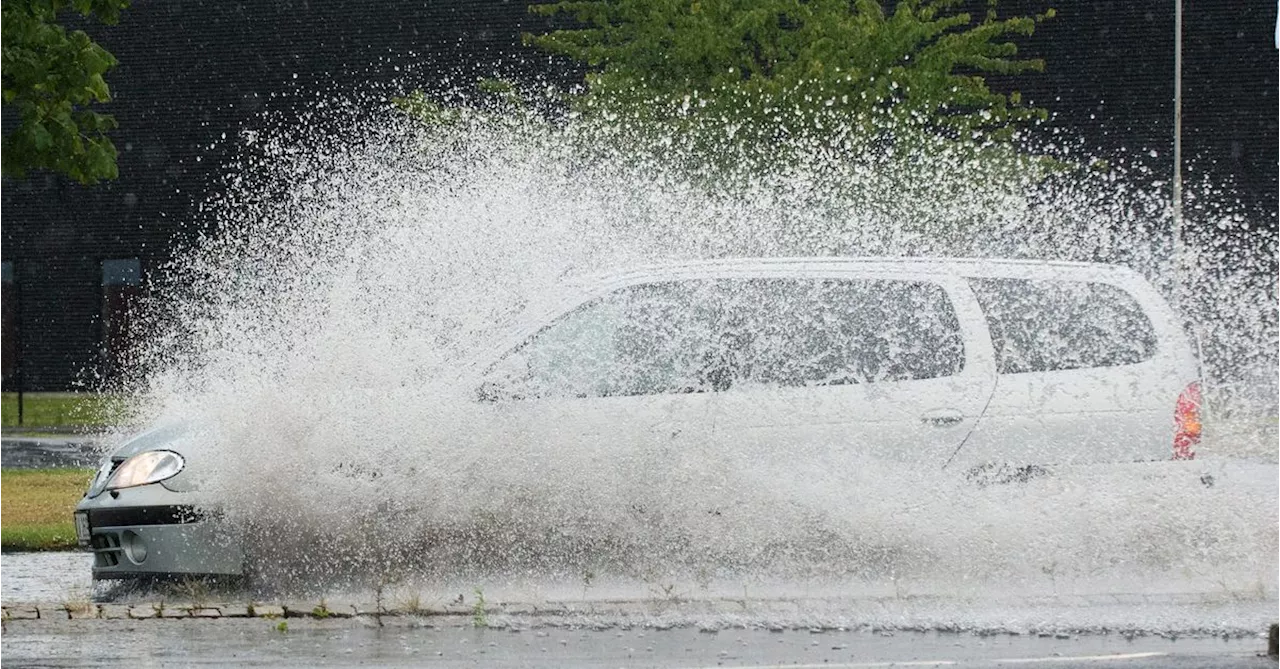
[76,485,243,579]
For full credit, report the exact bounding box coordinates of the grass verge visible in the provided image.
[2,392,126,429]
[1,468,93,551]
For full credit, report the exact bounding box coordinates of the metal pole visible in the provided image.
[15,261,23,426]
[1172,0,1184,277]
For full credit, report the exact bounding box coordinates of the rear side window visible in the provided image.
[483,278,965,400]
[969,278,1158,374]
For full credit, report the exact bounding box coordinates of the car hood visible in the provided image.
[108,423,197,461]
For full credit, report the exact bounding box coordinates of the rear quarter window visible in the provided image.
[969,278,1158,374]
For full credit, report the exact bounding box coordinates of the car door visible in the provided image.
[473,282,716,501]
[955,276,1187,467]
[699,274,999,469]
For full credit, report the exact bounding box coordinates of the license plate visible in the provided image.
[74,512,91,547]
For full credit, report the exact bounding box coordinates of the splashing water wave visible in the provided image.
[122,103,1275,603]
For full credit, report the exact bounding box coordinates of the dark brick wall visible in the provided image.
[2,0,561,390]
[2,0,1276,390]
[1003,1,1277,218]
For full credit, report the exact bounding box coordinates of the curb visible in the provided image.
[3,594,1277,629]
[0,601,480,622]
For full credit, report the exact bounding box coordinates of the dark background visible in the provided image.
[2,0,1276,391]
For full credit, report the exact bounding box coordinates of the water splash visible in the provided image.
[120,97,1276,601]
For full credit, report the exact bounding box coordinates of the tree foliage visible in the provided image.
[2,0,129,184]
[526,0,1053,141]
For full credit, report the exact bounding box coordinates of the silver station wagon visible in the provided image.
[76,257,1203,579]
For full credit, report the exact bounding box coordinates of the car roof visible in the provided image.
[564,256,1150,288]
[484,256,1185,372]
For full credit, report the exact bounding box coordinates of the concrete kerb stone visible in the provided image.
[99,605,132,620]
[3,605,39,620]
[316,605,353,619]
[7,598,1276,638]
[442,603,475,616]
[219,604,251,618]
[317,600,360,618]
[128,605,158,619]
[498,602,539,616]
[282,601,351,619]
[66,603,100,620]
[281,602,311,618]
[349,602,385,617]
[320,603,355,621]
[36,605,65,620]
[160,605,191,619]
[251,604,285,619]
[8,597,995,625]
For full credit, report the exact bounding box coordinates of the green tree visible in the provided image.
[526,0,1053,141]
[2,0,129,184]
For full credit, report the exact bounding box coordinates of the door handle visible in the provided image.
[921,409,965,427]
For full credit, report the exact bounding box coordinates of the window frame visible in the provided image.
[968,276,1160,376]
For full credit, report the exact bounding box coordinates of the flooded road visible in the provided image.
[2,617,1274,668]
[2,552,93,602]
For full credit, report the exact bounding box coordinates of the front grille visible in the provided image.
[91,531,122,568]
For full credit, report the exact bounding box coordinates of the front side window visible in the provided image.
[482,277,965,400]
[969,278,1158,374]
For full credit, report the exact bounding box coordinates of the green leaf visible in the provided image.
[29,122,54,151]
[2,0,127,183]
[524,0,1051,150]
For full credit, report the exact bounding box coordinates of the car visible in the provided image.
[75,256,1203,579]
[75,423,242,579]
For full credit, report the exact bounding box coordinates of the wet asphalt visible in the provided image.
[1,435,101,469]
[1,552,94,602]
[2,617,1274,668]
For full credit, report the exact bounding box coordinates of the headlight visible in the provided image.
[105,450,186,491]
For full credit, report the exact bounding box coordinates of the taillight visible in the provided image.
[1173,381,1202,460]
